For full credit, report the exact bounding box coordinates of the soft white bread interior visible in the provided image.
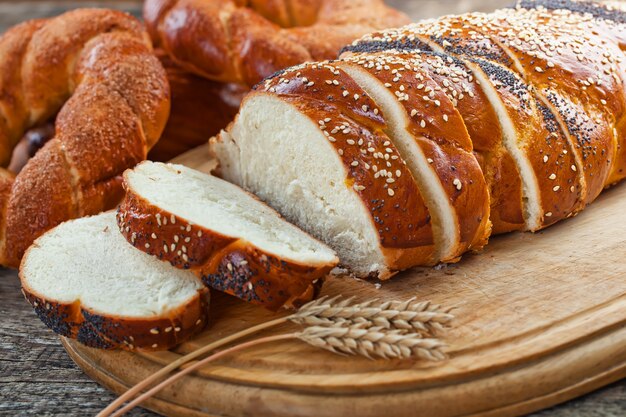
[213,95,390,277]
[118,161,338,310]
[20,212,209,350]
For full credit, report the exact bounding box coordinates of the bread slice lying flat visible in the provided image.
[117,161,339,310]
[20,212,209,351]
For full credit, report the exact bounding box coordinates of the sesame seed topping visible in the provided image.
[453,178,462,190]
[548,173,556,180]
[387,188,395,196]
[150,328,159,334]
[553,186,560,192]
[165,326,172,333]
[545,212,553,217]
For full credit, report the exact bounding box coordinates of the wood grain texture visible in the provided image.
[60,145,626,417]
[0,1,625,417]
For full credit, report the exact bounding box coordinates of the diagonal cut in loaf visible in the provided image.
[117,161,339,310]
[20,212,209,351]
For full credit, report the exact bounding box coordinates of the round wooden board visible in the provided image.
[63,146,626,417]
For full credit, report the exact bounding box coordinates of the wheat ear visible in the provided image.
[292,295,455,335]
[99,295,454,417]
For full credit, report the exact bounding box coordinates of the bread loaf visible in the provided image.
[0,10,170,267]
[211,0,626,278]
[117,162,338,310]
[20,212,209,351]
[143,0,410,86]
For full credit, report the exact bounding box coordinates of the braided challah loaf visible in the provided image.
[210,0,626,279]
[0,9,170,267]
[143,0,410,87]
[148,49,246,161]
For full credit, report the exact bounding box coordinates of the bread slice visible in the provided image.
[344,20,583,231]
[20,212,209,351]
[212,61,440,279]
[338,53,491,262]
[117,161,338,310]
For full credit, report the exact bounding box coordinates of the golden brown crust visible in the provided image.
[149,50,247,162]
[344,4,620,231]
[0,9,170,267]
[20,280,209,351]
[143,0,410,86]
[117,177,335,310]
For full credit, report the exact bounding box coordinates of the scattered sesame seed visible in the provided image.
[553,185,560,192]
[545,212,553,217]
[387,188,395,196]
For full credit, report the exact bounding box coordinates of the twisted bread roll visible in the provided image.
[148,50,246,161]
[143,0,410,87]
[0,10,170,267]
[211,0,626,278]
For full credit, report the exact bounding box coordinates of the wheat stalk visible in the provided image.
[297,324,447,360]
[291,295,454,335]
[99,295,455,417]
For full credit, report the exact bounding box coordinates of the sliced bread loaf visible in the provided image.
[212,61,441,279]
[117,161,339,310]
[20,212,209,351]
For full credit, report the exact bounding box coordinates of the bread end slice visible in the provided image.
[20,212,209,351]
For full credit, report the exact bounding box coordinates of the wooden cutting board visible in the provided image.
[62,145,626,417]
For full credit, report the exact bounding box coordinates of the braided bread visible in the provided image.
[210,0,626,278]
[148,50,246,161]
[0,9,170,267]
[143,0,410,87]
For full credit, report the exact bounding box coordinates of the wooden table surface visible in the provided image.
[0,1,624,416]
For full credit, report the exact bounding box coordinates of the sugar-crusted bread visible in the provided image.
[20,212,209,351]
